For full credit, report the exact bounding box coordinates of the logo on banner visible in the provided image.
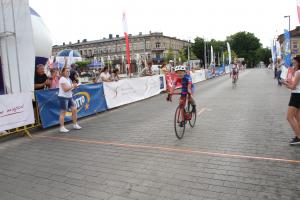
[66,92,91,116]
[112,86,119,98]
[0,104,24,118]
[145,78,157,91]
[160,76,164,89]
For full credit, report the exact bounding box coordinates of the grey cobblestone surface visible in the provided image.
[0,69,300,200]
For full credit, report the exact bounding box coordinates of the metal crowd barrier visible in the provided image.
[0,102,41,139]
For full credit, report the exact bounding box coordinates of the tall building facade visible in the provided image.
[52,32,190,64]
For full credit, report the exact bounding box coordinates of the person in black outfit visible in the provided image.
[69,64,79,83]
[34,64,50,90]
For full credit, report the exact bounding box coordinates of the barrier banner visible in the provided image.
[104,75,164,109]
[216,66,225,76]
[35,83,107,128]
[0,92,34,131]
[206,70,213,79]
[166,70,207,90]
[225,66,230,74]
[191,70,206,83]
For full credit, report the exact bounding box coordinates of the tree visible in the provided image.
[75,60,90,68]
[210,39,226,54]
[192,37,226,66]
[191,37,205,62]
[256,48,272,65]
[178,48,187,64]
[224,50,238,64]
[227,32,262,67]
[165,48,174,62]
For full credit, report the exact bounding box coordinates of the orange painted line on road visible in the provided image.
[34,135,300,164]
[197,108,206,116]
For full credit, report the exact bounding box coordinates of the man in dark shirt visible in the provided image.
[69,64,79,83]
[34,64,50,90]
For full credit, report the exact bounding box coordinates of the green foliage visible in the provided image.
[256,48,272,65]
[75,60,90,68]
[192,38,226,66]
[178,48,187,64]
[191,37,205,61]
[224,50,238,64]
[165,48,174,62]
[210,39,226,54]
[227,32,262,67]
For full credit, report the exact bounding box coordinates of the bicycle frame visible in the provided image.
[168,92,196,139]
[170,92,191,119]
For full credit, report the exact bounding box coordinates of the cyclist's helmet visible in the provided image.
[174,66,186,72]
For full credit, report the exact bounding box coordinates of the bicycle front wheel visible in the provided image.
[174,106,185,139]
[187,103,197,128]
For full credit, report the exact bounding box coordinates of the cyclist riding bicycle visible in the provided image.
[231,64,238,82]
[167,66,197,113]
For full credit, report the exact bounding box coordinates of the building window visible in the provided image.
[156,42,161,48]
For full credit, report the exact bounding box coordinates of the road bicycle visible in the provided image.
[232,74,238,89]
[167,92,196,139]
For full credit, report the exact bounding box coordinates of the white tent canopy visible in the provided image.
[0,0,35,93]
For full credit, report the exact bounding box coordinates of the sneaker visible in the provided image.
[73,124,82,130]
[290,137,296,142]
[60,126,69,133]
[290,137,300,145]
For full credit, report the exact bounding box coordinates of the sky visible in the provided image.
[29,0,299,48]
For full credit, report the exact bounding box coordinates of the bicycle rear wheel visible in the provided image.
[174,106,185,139]
[187,103,197,127]
[232,78,237,89]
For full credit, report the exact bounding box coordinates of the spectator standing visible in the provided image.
[58,67,81,133]
[100,66,112,82]
[111,68,120,81]
[283,56,300,145]
[168,60,174,72]
[160,63,168,75]
[94,68,102,83]
[139,61,153,77]
[70,64,79,83]
[49,68,60,89]
[276,58,283,85]
[34,64,50,90]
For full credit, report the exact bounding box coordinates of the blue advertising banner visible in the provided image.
[159,76,165,89]
[35,83,107,128]
[206,70,213,79]
[215,66,225,76]
[284,29,292,67]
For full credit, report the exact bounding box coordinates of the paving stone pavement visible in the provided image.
[1,69,300,200]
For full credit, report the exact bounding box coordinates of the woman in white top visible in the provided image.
[58,67,82,133]
[283,56,300,145]
[100,66,112,82]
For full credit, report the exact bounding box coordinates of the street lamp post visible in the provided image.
[188,40,191,64]
[284,15,290,32]
[204,38,207,69]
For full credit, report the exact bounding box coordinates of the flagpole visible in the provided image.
[123,12,131,77]
[204,37,207,69]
